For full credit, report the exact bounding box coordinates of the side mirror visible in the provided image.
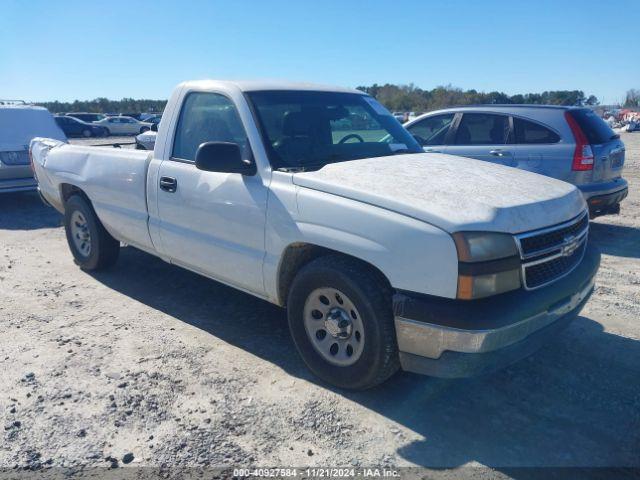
[195,142,255,175]
[150,123,158,132]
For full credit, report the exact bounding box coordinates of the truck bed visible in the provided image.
[31,139,155,251]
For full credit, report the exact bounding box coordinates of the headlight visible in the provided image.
[452,232,521,299]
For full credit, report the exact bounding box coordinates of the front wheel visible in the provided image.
[287,255,399,390]
[64,195,120,270]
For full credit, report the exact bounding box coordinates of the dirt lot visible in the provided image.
[1,134,638,475]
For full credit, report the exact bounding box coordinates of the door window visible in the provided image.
[454,113,509,145]
[406,114,454,146]
[513,118,560,144]
[172,92,249,162]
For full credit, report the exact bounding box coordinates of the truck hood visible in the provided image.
[292,153,586,234]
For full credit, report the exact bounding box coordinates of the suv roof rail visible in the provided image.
[444,104,581,110]
[0,99,28,106]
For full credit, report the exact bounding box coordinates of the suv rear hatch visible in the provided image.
[0,106,67,181]
[566,108,625,183]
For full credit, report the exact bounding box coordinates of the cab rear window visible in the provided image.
[567,109,616,144]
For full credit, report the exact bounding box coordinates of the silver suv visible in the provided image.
[404,105,627,217]
[0,102,67,193]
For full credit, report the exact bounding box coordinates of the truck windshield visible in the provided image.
[246,90,422,170]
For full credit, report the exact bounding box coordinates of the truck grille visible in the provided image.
[516,211,589,290]
[0,150,30,166]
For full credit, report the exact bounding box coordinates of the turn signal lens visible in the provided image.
[457,269,521,300]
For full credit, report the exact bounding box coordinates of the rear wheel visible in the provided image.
[64,195,120,270]
[287,255,399,390]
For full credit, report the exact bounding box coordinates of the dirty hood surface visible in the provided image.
[292,153,586,234]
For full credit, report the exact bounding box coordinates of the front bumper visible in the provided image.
[393,243,600,378]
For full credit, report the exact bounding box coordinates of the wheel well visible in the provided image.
[60,184,89,205]
[277,243,390,307]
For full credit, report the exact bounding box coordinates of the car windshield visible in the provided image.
[246,90,422,170]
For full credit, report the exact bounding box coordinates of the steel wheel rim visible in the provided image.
[70,210,91,257]
[303,287,365,366]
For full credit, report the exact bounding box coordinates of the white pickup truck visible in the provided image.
[31,80,599,389]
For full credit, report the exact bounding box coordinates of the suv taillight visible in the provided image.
[565,111,594,171]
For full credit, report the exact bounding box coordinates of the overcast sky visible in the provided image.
[2,0,638,104]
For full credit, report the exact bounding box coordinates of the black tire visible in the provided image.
[135,142,145,150]
[64,195,120,271]
[82,128,92,138]
[287,255,399,390]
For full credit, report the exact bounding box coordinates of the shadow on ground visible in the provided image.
[93,247,640,471]
[0,192,61,230]
[589,220,640,259]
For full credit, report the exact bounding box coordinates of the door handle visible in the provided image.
[424,148,441,153]
[159,176,177,193]
[489,149,511,157]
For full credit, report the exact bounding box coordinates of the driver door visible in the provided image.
[405,113,455,153]
[155,92,268,294]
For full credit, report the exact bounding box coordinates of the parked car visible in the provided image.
[31,80,599,389]
[135,128,157,150]
[143,115,162,125]
[55,115,108,137]
[119,112,143,120]
[0,103,66,193]
[140,113,163,122]
[93,116,152,135]
[65,112,106,123]
[404,105,628,217]
[392,111,406,122]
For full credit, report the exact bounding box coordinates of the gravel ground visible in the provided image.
[1,134,639,476]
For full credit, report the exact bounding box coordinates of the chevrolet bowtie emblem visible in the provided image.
[561,235,580,257]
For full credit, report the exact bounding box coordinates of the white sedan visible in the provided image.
[93,116,152,136]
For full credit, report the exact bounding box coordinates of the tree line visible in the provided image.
[35,84,614,115]
[625,89,640,108]
[356,84,600,112]
[37,97,167,114]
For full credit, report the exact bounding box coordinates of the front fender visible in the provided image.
[264,184,459,302]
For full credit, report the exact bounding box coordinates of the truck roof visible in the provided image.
[179,79,364,95]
